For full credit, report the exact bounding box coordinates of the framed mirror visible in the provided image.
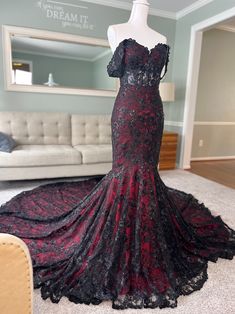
[2,25,118,97]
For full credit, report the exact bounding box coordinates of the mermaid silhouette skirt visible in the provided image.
[0,38,235,310]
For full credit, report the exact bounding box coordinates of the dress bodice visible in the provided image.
[107,38,170,88]
[1,35,235,314]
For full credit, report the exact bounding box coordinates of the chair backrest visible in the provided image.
[0,233,33,314]
[71,114,112,146]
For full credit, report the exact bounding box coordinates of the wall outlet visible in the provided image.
[199,139,204,147]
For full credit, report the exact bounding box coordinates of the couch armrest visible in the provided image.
[0,233,33,314]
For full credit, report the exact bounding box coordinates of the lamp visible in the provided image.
[159,82,175,102]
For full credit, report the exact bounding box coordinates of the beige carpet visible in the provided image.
[0,169,234,314]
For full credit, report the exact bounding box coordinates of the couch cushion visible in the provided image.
[72,115,111,146]
[0,112,71,145]
[74,145,112,164]
[0,145,81,167]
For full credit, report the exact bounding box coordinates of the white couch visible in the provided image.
[0,112,112,181]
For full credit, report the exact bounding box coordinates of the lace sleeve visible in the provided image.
[160,45,170,80]
[107,40,126,78]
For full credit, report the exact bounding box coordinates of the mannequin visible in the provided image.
[107,0,167,53]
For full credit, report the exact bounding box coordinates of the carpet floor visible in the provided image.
[0,169,234,314]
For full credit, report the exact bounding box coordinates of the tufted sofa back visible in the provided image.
[71,115,112,145]
[0,112,71,145]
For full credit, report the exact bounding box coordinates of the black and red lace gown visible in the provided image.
[0,38,235,310]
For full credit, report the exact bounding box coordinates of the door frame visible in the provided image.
[179,7,235,169]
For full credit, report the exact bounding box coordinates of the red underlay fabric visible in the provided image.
[0,38,234,310]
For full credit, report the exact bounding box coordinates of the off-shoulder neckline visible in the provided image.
[113,38,170,55]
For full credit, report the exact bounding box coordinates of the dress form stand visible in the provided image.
[107,0,167,53]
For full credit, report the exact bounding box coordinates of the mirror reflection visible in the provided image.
[10,35,115,91]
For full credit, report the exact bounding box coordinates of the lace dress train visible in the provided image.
[0,38,235,310]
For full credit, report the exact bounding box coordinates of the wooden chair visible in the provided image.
[0,233,33,314]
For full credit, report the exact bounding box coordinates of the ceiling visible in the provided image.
[83,0,214,19]
[123,0,202,13]
[11,2,235,61]
[217,16,235,31]
[11,37,111,61]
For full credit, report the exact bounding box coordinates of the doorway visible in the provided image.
[179,7,235,170]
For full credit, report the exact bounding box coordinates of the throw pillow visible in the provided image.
[0,132,16,153]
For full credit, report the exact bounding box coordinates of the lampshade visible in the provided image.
[159,82,175,102]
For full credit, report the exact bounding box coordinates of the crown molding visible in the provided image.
[92,48,111,62]
[216,25,235,33]
[176,0,214,19]
[77,0,215,20]
[191,156,235,161]
[13,48,94,62]
[81,0,131,11]
[80,0,176,19]
[147,8,176,20]
[194,121,235,125]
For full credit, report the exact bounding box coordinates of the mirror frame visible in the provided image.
[2,25,118,97]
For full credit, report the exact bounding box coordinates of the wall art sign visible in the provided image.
[36,0,94,30]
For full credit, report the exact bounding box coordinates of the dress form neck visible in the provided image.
[107,0,166,52]
[128,2,149,27]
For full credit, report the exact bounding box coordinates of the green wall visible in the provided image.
[0,0,175,115]
[92,51,115,90]
[12,51,93,88]
[1,0,234,165]
[12,50,116,90]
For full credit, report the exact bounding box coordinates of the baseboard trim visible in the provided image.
[194,121,235,126]
[191,156,235,161]
[164,120,183,127]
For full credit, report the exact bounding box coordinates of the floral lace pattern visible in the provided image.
[107,38,170,86]
[0,38,235,310]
